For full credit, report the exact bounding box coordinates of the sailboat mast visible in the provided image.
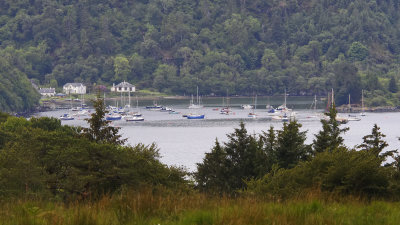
[284,88,287,108]
[255,94,257,110]
[362,90,364,110]
[348,94,351,109]
[197,86,199,105]
[314,95,317,111]
[331,88,334,108]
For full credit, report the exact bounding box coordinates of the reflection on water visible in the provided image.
[36,96,400,171]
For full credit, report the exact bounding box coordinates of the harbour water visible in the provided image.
[36,96,400,171]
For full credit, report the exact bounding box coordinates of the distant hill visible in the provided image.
[1,0,399,110]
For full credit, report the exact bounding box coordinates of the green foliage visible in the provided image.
[332,62,362,105]
[247,147,392,199]
[347,42,369,61]
[0,47,41,112]
[196,121,311,194]
[313,106,349,154]
[388,76,398,93]
[358,124,395,161]
[195,122,270,194]
[1,0,400,104]
[275,120,311,169]
[82,96,125,145]
[0,114,187,199]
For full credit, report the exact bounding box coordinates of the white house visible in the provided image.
[39,88,56,97]
[63,83,86,94]
[111,81,136,93]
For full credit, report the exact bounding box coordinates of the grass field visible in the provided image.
[1,189,400,225]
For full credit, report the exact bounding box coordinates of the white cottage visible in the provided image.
[63,83,86,94]
[111,81,136,93]
[39,88,56,97]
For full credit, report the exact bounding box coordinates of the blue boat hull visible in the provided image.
[187,115,205,119]
[106,116,122,121]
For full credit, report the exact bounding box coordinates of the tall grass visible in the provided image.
[1,189,400,225]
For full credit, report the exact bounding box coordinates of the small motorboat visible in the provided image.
[60,114,74,120]
[106,113,122,121]
[248,112,257,118]
[241,104,253,109]
[70,107,82,111]
[347,115,361,121]
[132,112,142,117]
[124,115,144,122]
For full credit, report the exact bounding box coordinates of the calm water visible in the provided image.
[37,96,400,171]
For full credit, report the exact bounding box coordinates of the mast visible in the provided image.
[284,88,287,108]
[361,90,364,111]
[331,88,334,107]
[196,86,199,105]
[255,94,257,110]
[120,91,123,108]
[314,94,317,111]
[348,94,351,109]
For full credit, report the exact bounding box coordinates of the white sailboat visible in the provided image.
[347,94,361,121]
[307,95,321,119]
[277,89,290,112]
[188,86,203,109]
[248,94,257,118]
[326,88,348,124]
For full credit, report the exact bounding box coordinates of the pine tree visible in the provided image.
[260,126,277,169]
[358,124,394,160]
[195,139,229,194]
[275,120,311,169]
[195,122,269,193]
[82,95,126,145]
[313,106,349,154]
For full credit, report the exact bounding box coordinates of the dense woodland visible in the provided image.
[1,0,400,112]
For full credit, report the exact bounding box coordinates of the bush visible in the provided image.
[246,148,392,200]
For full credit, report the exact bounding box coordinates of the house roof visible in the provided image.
[39,88,56,94]
[63,83,85,88]
[114,81,135,88]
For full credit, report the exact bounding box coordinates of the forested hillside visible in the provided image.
[1,0,400,111]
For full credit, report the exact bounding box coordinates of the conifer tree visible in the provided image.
[275,120,311,169]
[260,126,277,169]
[195,139,229,194]
[82,95,126,145]
[358,124,395,160]
[195,122,269,193]
[313,106,349,154]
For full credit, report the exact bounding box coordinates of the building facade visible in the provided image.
[63,83,86,94]
[39,88,56,97]
[111,81,136,92]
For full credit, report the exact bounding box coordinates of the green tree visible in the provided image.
[347,41,368,61]
[275,120,311,169]
[195,122,268,194]
[113,55,131,82]
[358,124,395,160]
[313,106,349,154]
[332,62,362,105]
[82,95,125,145]
[195,139,229,194]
